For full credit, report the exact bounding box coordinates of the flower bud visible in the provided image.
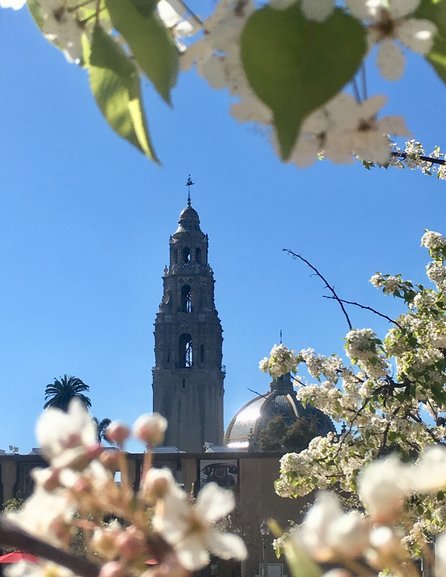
[115,526,146,559]
[140,468,175,502]
[100,450,120,470]
[133,414,167,446]
[106,421,130,446]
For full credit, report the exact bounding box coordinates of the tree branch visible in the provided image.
[392,151,446,166]
[0,519,178,577]
[0,518,101,577]
[322,295,403,330]
[283,249,353,331]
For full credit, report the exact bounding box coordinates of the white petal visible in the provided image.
[302,0,333,22]
[157,0,182,27]
[411,446,446,492]
[377,40,405,80]
[175,534,209,570]
[207,530,248,560]
[359,94,387,120]
[289,133,321,168]
[325,93,359,131]
[346,0,376,20]
[230,96,272,124]
[175,20,194,36]
[270,0,298,9]
[378,115,410,136]
[0,0,26,9]
[352,131,392,164]
[196,483,234,523]
[397,18,436,54]
[200,56,227,89]
[325,132,356,164]
[302,107,329,134]
[389,0,420,19]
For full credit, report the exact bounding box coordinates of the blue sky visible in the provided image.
[0,3,445,453]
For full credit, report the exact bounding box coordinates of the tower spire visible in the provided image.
[186,175,194,207]
[152,198,224,452]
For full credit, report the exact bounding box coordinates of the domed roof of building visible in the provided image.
[176,197,201,232]
[224,373,335,451]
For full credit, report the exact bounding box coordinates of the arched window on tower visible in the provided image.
[181,284,192,312]
[179,333,193,368]
[183,247,191,263]
[195,247,201,263]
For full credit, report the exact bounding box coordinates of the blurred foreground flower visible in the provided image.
[1,401,246,577]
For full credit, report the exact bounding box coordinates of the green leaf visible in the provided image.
[283,539,321,577]
[26,0,44,29]
[241,6,367,160]
[106,0,178,104]
[416,0,446,83]
[84,26,159,162]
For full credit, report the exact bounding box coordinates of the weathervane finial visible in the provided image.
[186,175,194,206]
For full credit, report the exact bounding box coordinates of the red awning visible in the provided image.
[0,552,39,564]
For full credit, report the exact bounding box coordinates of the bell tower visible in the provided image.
[152,183,225,451]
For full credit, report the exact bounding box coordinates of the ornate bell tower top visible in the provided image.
[167,184,210,279]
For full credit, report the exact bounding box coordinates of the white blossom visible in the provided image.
[133,413,167,446]
[157,0,196,52]
[347,0,436,80]
[421,230,446,253]
[153,482,246,570]
[358,454,411,521]
[0,0,26,9]
[259,344,298,378]
[6,487,75,545]
[36,0,84,63]
[410,446,446,493]
[36,399,98,468]
[289,93,407,167]
[292,492,369,561]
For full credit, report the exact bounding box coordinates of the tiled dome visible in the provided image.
[224,373,335,451]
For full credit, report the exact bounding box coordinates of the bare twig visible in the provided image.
[176,0,203,28]
[323,295,403,330]
[334,398,370,456]
[360,62,368,101]
[283,249,353,331]
[392,151,446,166]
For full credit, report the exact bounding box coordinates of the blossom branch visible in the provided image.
[283,249,353,330]
[391,151,446,166]
[0,518,103,577]
[322,295,403,330]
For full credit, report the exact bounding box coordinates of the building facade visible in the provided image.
[152,198,225,451]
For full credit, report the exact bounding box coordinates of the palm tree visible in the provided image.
[44,375,91,412]
[92,417,113,445]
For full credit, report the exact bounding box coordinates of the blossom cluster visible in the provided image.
[5,401,246,577]
[1,0,443,168]
[270,230,446,540]
[279,447,446,577]
[389,140,446,180]
[259,343,298,378]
